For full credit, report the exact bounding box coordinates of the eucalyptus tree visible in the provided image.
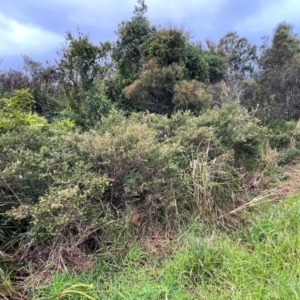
[258,23,300,122]
[217,32,257,87]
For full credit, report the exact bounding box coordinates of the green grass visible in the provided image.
[33,192,300,299]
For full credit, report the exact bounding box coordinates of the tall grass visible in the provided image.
[189,147,241,220]
[33,191,300,299]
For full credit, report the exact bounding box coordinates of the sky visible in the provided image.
[1,0,300,70]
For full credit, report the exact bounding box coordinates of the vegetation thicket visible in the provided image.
[2,1,300,298]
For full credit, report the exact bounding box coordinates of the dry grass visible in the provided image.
[259,141,279,169]
[269,164,300,201]
[5,236,97,299]
[218,162,300,222]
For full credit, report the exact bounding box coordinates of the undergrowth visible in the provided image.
[2,90,300,298]
[31,191,300,299]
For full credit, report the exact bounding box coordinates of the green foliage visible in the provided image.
[59,31,111,93]
[208,80,229,106]
[32,91,62,121]
[113,0,156,86]
[203,51,227,84]
[141,27,188,67]
[96,106,266,218]
[1,124,85,237]
[184,44,209,82]
[218,32,257,82]
[0,90,269,253]
[124,51,223,114]
[21,56,64,121]
[2,126,111,238]
[10,176,109,237]
[71,85,113,129]
[278,147,300,165]
[259,53,300,122]
[78,121,188,229]
[57,31,112,128]
[189,151,241,218]
[0,89,50,133]
[0,88,33,112]
[0,57,65,121]
[37,192,300,299]
[260,22,300,70]
[267,120,298,148]
[237,79,261,111]
[4,6,300,298]
[141,29,227,85]
[33,277,97,300]
[255,23,300,122]
[124,58,184,113]
[196,101,268,168]
[173,80,212,111]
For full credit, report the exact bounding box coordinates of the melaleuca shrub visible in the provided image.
[2,111,116,240]
[77,121,190,228]
[9,175,109,237]
[123,58,184,114]
[172,80,212,112]
[141,28,188,67]
[4,128,111,238]
[196,101,269,168]
[268,120,299,149]
[156,111,221,157]
[207,80,229,107]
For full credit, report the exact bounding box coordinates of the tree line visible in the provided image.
[1,0,300,128]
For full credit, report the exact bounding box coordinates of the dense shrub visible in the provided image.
[124,59,184,113]
[1,91,270,248]
[141,27,188,67]
[78,122,189,228]
[3,8,300,297]
[195,102,268,168]
[173,80,212,111]
[2,126,111,237]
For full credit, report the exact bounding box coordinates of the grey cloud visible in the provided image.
[1,0,300,68]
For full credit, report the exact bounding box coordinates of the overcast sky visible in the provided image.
[1,0,300,70]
